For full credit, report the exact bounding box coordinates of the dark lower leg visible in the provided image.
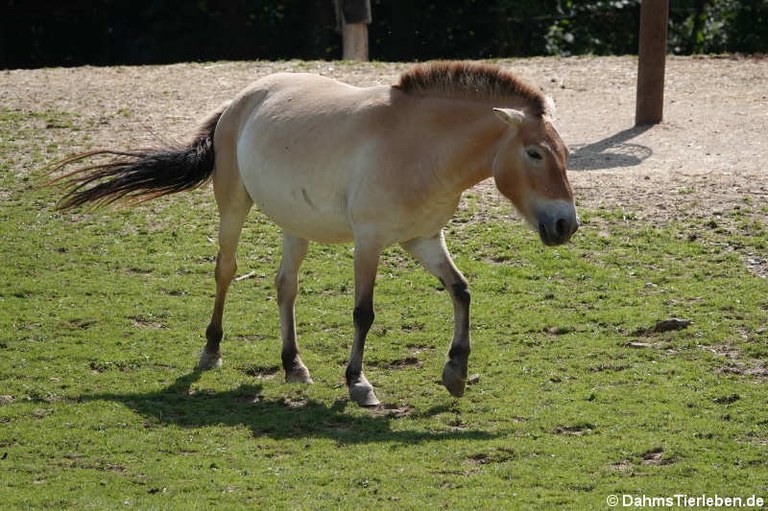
[442,278,471,397]
[346,300,374,384]
[276,235,311,383]
[198,252,235,369]
[346,243,380,407]
[346,298,378,406]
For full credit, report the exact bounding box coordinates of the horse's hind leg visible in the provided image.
[198,172,253,369]
[401,232,471,398]
[276,233,313,383]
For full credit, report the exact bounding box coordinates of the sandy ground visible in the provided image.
[2,56,767,274]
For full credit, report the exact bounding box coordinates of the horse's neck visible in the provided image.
[414,96,507,193]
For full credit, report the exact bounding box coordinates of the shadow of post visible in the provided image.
[82,370,499,444]
[569,125,654,171]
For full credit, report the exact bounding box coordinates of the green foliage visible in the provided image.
[2,109,767,508]
[3,0,767,68]
[669,0,768,54]
[545,0,642,56]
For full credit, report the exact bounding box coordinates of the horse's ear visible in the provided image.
[493,108,525,128]
[544,96,557,120]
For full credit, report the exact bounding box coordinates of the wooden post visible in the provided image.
[635,0,669,125]
[343,23,369,61]
[338,0,372,61]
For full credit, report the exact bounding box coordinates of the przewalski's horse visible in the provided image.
[51,61,578,407]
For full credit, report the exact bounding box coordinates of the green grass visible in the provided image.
[1,108,767,510]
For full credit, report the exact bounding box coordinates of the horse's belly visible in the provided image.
[260,201,353,244]
[242,171,353,244]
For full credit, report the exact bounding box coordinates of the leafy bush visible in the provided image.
[1,0,766,68]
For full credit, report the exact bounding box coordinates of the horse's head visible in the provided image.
[491,106,578,246]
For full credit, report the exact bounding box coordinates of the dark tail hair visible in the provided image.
[49,104,228,210]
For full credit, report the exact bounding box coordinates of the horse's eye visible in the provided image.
[526,148,543,161]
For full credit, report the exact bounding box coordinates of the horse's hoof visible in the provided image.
[197,351,222,370]
[349,379,380,407]
[285,365,314,384]
[442,361,467,398]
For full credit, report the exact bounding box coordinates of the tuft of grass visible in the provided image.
[2,110,767,509]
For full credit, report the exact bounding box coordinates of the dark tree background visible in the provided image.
[1,0,766,69]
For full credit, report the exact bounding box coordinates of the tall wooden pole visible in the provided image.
[338,0,372,61]
[343,24,369,61]
[635,0,669,125]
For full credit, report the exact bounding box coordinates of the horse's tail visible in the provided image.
[49,104,229,210]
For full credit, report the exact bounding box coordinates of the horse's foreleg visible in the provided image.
[346,241,381,407]
[198,186,252,370]
[276,233,312,383]
[402,232,471,398]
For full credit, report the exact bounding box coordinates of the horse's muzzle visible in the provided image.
[537,207,579,246]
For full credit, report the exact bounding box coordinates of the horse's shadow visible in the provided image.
[569,125,653,171]
[83,370,496,444]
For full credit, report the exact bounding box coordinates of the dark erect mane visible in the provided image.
[395,61,548,116]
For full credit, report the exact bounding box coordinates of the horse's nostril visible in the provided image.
[555,218,568,237]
